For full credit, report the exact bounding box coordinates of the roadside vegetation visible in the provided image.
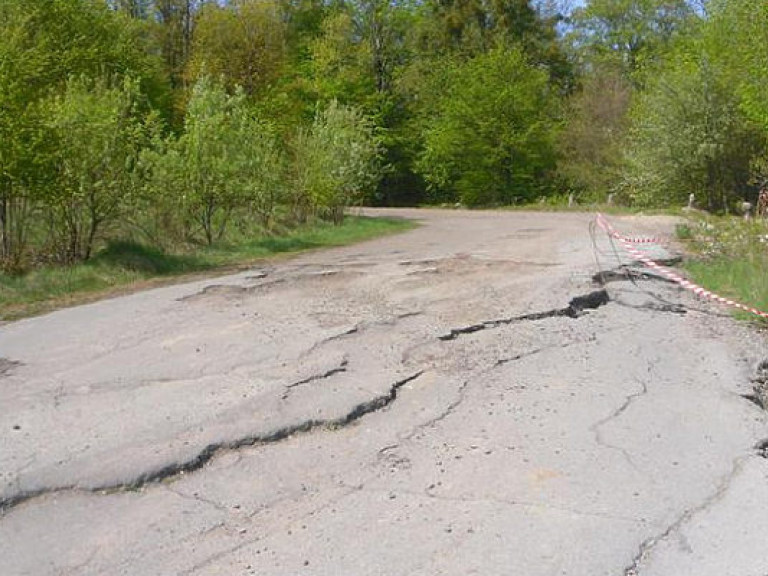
[0,216,412,320]
[3,0,768,317]
[676,216,768,323]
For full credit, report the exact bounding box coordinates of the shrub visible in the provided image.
[43,76,144,262]
[291,100,383,223]
[141,77,287,244]
[416,47,560,207]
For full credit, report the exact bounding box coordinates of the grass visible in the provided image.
[0,216,415,321]
[419,196,686,216]
[676,215,768,324]
[497,201,686,217]
[686,256,768,320]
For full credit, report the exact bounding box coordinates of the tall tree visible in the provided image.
[155,0,196,92]
[0,0,166,268]
[569,0,695,77]
[558,63,632,201]
[186,0,288,97]
[416,47,560,205]
[621,37,763,209]
[705,0,768,133]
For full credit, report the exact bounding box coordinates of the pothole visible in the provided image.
[0,358,21,378]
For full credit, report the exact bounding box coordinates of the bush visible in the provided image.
[291,100,383,223]
[43,76,145,262]
[415,47,560,207]
[0,0,167,269]
[229,104,286,230]
[141,77,286,244]
[619,35,764,210]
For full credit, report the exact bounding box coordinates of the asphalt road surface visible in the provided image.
[2,209,768,576]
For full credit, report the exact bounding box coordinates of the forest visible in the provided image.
[1,0,766,274]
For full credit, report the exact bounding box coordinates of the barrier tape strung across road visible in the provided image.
[621,236,669,245]
[596,213,768,320]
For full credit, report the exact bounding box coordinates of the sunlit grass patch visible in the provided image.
[677,215,768,324]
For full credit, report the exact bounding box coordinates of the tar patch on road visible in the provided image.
[0,358,21,378]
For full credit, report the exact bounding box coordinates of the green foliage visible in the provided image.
[416,47,560,206]
[291,101,384,222]
[0,0,167,268]
[425,0,552,56]
[704,0,768,133]
[308,11,377,106]
[187,1,288,97]
[231,112,286,230]
[142,77,286,245]
[569,0,695,79]
[177,78,248,244]
[620,38,764,209]
[294,101,383,217]
[557,64,632,202]
[44,76,146,262]
[0,0,167,107]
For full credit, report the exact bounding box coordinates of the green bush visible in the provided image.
[415,47,560,207]
[291,100,383,223]
[620,43,763,210]
[140,77,287,245]
[43,76,145,262]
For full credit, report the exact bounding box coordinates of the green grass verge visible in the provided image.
[686,256,768,321]
[501,202,685,216]
[677,216,768,324]
[0,216,415,321]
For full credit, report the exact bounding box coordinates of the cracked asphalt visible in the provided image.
[2,208,768,575]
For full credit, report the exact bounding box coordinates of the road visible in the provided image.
[1,209,768,576]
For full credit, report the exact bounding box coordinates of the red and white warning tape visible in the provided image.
[596,213,768,320]
[621,236,668,245]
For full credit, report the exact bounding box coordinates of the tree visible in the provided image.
[291,101,384,222]
[175,78,248,244]
[558,63,632,201]
[45,77,145,262]
[0,0,166,268]
[426,0,543,53]
[705,0,768,133]
[154,0,197,104]
[107,1,197,91]
[416,47,559,206]
[569,0,695,78]
[186,0,288,97]
[143,77,288,244]
[229,107,286,230]
[412,0,571,84]
[620,39,763,209]
[308,11,376,106]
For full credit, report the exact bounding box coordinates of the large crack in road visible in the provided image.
[0,370,425,514]
[438,289,610,341]
[0,286,613,515]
